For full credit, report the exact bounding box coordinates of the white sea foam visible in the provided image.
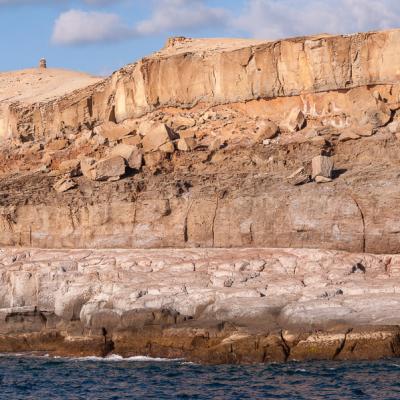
[0,353,182,362]
[67,354,183,362]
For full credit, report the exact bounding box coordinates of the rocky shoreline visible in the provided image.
[0,247,399,364]
[1,30,400,364]
[1,324,399,364]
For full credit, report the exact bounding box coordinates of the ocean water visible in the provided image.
[0,355,399,399]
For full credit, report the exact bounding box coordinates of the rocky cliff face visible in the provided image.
[0,247,399,362]
[3,30,400,140]
[0,30,400,252]
[1,29,400,362]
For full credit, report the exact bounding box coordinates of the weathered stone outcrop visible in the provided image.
[2,29,400,141]
[1,30,400,362]
[1,135,400,253]
[0,247,399,363]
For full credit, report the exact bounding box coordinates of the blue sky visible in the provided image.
[0,0,399,76]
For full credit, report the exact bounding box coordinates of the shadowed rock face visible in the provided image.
[1,137,400,253]
[0,247,399,363]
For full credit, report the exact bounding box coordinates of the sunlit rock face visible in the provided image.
[0,247,399,362]
[2,30,400,139]
[0,29,399,252]
[0,30,400,362]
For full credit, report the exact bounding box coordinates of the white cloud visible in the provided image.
[50,0,400,46]
[234,0,400,39]
[52,9,133,45]
[52,0,229,46]
[135,0,228,36]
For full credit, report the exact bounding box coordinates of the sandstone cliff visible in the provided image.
[2,30,400,140]
[1,30,400,362]
[0,30,399,252]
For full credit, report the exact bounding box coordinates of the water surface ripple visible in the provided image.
[0,355,399,399]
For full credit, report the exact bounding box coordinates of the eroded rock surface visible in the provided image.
[0,30,399,252]
[0,247,399,363]
[1,30,400,362]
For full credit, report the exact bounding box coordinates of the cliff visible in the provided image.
[2,30,400,139]
[0,29,400,362]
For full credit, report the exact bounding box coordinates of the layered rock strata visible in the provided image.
[1,30,400,362]
[0,247,399,363]
[0,31,400,252]
[2,30,400,139]
[1,135,400,253]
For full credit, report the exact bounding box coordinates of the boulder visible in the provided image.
[287,167,310,186]
[111,144,143,170]
[142,124,176,153]
[81,156,126,181]
[94,121,133,141]
[169,115,196,131]
[80,158,96,179]
[254,120,279,142]
[310,136,328,146]
[74,131,92,147]
[177,137,197,151]
[361,104,391,128]
[179,130,196,139]
[338,130,361,142]
[96,156,126,181]
[356,127,374,137]
[91,133,107,146]
[312,156,333,179]
[159,141,175,153]
[144,151,166,169]
[122,135,141,146]
[315,176,332,184]
[137,120,155,136]
[46,139,68,152]
[284,109,306,132]
[58,159,81,177]
[388,120,400,134]
[53,177,77,193]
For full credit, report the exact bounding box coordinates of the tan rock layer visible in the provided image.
[2,29,400,139]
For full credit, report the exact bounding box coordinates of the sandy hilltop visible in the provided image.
[0,30,400,363]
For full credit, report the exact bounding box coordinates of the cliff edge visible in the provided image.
[0,30,400,362]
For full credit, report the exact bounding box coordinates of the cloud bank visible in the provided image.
[46,0,400,45]
[235,0,400,39]
[52,0,229,45]
[52,10,132,45]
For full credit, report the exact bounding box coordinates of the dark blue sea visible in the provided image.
[0,354,399,399]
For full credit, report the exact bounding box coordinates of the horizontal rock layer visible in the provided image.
[1,30,400,363]
[1,135,400,253]
[0,30,399,254]
[2,29,400,140]
[0,247,399,363]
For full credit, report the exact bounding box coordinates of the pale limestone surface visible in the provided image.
[0,247,399,332]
